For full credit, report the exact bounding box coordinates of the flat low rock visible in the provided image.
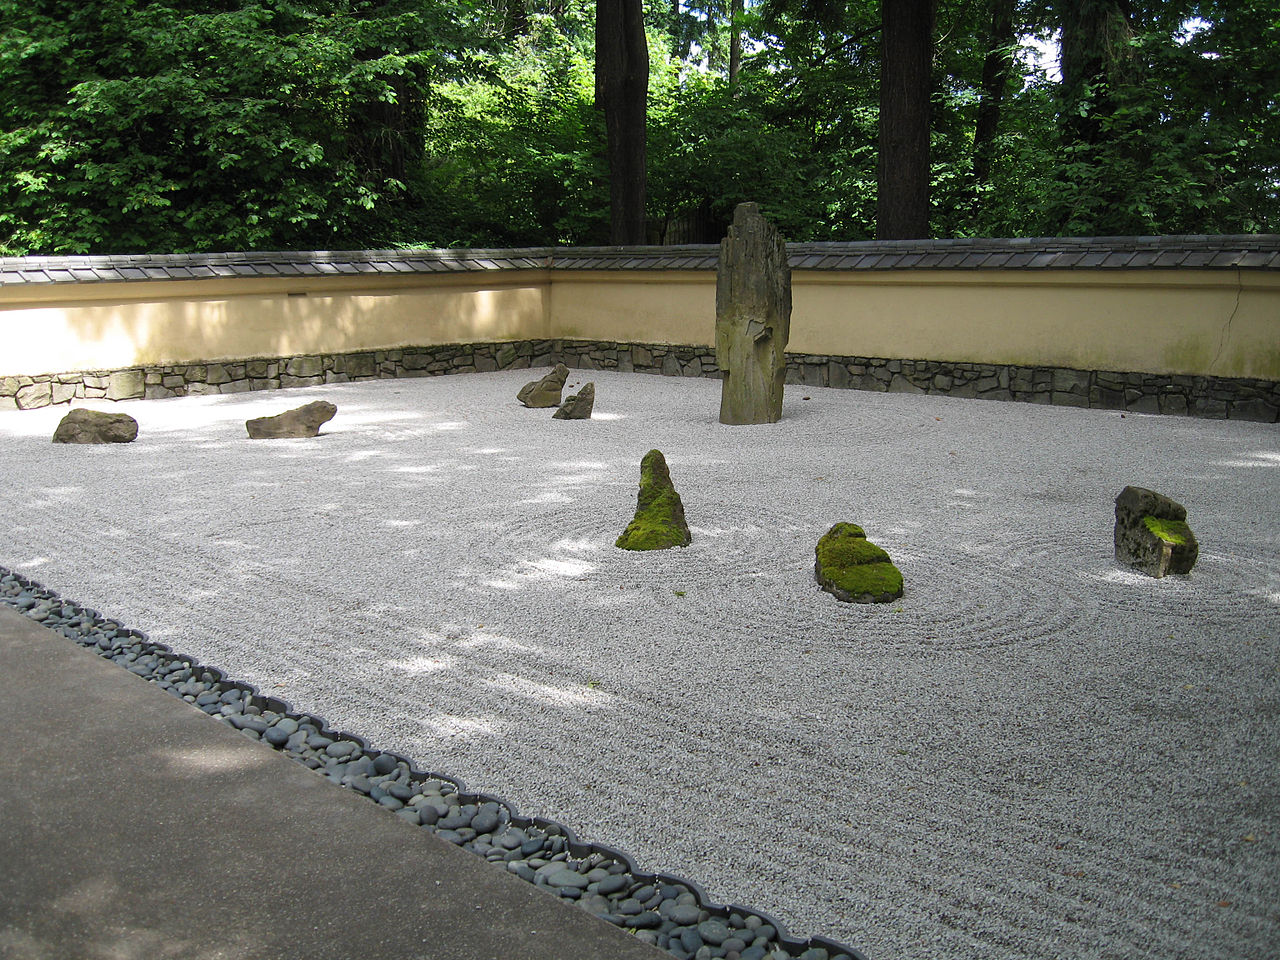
[246,401,337,439]
[552,382,595,420]
[517,364,569,408]
[1114,485,1198,577]
[51,408,139,444]
[815,522,904,604]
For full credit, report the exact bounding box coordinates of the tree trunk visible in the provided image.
[1057,0,1134,145]
[972,0,1015,189]
[506,0,530,38]
[596,0,649,244]
[877,0,936,240]
[728,0,743,88]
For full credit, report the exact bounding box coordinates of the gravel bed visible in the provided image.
[1,370,1277,960]
[0,565,861,960]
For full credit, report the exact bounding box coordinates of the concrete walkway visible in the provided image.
[0,605,664,960]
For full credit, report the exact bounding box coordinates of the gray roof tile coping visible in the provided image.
[3,236,1277,286]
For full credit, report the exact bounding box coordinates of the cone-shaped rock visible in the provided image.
[616,449,691,550]
[1114,485,1198,577]
[815,523,904,603]
[246,401,337,439]
[517,363,569,408]
[52,408,138,444]
[716,202,792,425]
[553,382,595,420]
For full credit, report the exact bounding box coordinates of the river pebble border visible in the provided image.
[0,564,865,960]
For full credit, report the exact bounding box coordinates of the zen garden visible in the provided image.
[0,3,1276,960]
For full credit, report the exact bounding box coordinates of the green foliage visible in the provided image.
[2,0,1275,254]
[421,13,608,246]
[974,0,1280,236]
[0,0,463,254]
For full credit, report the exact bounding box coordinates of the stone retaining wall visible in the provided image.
[3,339,1276,422]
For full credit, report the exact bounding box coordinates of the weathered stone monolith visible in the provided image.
[815,523,904,604]
[716,203,792,425]
[616,449,691,550]
[1114,485,1198,577]
[52,408,139,444]
[552,382,595,420]
[517,363,570,408]
[245,401,337,439]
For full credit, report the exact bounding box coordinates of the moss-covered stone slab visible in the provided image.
[815,522,904,603]
[1114,485,1198,577]
[517,363,569,408]
[615,449,691,551]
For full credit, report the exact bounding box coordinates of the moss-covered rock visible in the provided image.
[615,449,691,551]
[815,522,904,603]
[1114,485,1198,577]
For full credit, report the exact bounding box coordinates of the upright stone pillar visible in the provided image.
[716,203,792,425]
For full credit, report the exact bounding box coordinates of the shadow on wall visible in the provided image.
[4,270,550,377]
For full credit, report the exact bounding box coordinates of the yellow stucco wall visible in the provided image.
[1,273,550,374]
[547,272,716,346]
[787,270,1280,380]
[2,266,1277,381]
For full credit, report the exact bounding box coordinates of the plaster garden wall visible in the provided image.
[1,239,1277,421]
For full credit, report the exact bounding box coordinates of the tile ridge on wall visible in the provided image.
[3,236,1280,286]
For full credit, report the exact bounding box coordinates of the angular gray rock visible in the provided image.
[552,382,595,420]
[245,400,337,439]
[517,363,569,408]
[1114,485,1198,577]
[715,203,792,425]
[51,408,139,444]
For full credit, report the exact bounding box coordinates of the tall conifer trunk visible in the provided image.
[596,0,649,244]
[876,0,936,240]
[972,0,1016,189]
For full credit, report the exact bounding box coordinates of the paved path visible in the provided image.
[0,605,663,960]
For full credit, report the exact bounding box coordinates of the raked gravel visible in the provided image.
[1,370,1277,960]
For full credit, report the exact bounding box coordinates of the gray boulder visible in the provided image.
[1114,485,1198,577]
[715,203,792,425]
[246,400,337,439]
[517,364,569,408]
[553,382,595,420]
[52,408,139,444]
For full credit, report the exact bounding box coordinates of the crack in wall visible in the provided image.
[1210,266,1245,372]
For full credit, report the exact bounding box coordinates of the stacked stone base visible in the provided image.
[3,339,1276,422]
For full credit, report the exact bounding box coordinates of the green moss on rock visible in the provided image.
[815,522,904,604]
[1143,515,1191,546]
[616,449,691,551]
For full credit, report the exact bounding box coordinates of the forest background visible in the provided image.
[1,0,1276,256]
